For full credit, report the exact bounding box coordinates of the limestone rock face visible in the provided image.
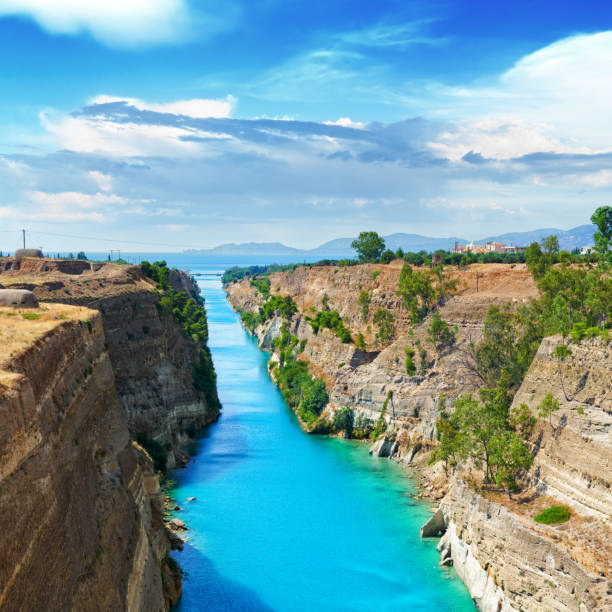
[434,480,602,612]
[512,335,612,519]
[0,310,178,611]
[0,260,219,467]
[226,262,537,460]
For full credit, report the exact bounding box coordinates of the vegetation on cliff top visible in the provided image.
[141,260,221,414]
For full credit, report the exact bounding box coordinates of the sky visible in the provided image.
[1,0,611,252]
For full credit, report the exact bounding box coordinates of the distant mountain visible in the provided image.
[185,225,595,258]
[478,225,594,251]
[185,242,301,256]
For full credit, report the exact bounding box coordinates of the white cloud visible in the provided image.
[90,95,236,119]
[572,169,612,187]
[337,20,445,48]
[41,95,237,156]
[0,0,193,47]
[428,117,584,161]
[29,190,125,208]
[323,117,365,129]
[41,111,202,156]
[88,170,112,192]
[426,31,612,151]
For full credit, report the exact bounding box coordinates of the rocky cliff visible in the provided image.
[0,258,219,468]
[226,261,611,611]
[227,262,537,452]
[0,303,180,611]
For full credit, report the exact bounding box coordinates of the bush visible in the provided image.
[357,290,371,321]
[534,506,571,524]
[308,310,353,343]
[404,347,416,375]
[333,407,354,436]
[373,307,395,344]
[379,249,395,264]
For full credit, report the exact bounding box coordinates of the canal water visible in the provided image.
[170,269,475,611]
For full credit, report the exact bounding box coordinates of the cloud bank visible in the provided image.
[0,0,237,47]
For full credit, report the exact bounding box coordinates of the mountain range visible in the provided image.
[185,225,595,258]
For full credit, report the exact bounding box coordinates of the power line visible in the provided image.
[21,229,211,250]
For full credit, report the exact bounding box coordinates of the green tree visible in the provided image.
[356,331,366,350]
[373,307,395,344]
[351,231,386,262]
[431,417,462,474]
[404,347,416,375]
[525,242,547,279]
[537,392,560,429]
[397,263,457,324]
[76,251,87,260]
[379,249,395,264]
[334,407,354,437]
[591,205,612,256]
[427,312,456,352]
[357,290,371,321]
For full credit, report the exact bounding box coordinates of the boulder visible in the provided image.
[0,289,39,308]
[420,507,446,537]
[168,518,187,532]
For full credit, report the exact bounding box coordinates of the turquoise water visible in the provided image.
[171,271,475,612]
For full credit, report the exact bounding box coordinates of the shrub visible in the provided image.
[371,270,381,281]
[308,310,353,343]
[534,506,570,524]
[356,331,366,350]
[379,249,395,264]
[373,307,395,344]
[357,290,371,321]
[404,347,416,375]
[333,407,354,436]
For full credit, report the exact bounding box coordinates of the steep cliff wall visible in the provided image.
[0,304,179,611]
[226,262,611,611]
[0,259,219,468]
[430,480,601,612]
[227,262,537,448]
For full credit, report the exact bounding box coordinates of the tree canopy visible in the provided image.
[591,205,612,256]
[351,231,386,262]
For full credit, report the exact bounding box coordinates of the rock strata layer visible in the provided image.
[0,307,180,611]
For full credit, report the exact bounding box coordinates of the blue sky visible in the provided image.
[1,0,611,251]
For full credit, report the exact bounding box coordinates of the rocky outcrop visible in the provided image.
[0,259,219,468]
[427,480,604,612]
[0,305,180,611]
[512,335,611,520]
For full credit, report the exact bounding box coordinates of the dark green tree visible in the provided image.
[351,231,386,262]
[591,205,612,256]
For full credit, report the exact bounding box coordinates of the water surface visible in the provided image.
[171,269,475,611]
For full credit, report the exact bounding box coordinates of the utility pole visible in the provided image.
[21,229,25,249]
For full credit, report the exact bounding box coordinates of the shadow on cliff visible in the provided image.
[171,543,276,612]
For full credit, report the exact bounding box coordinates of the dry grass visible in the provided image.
[0,303,94,383]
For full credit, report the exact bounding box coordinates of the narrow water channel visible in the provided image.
[171,270,475,611]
